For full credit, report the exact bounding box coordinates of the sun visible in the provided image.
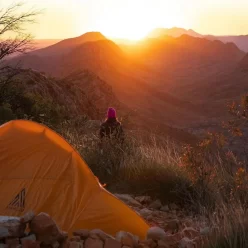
[94,0,179,41]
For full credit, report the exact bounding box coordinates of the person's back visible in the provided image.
[100,108,124,142]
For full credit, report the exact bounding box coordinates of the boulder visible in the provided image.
[0,216,26,238]
[114,194,142,207]
[146,227,167,241]
[134,196,152,205]
[104,238,121,248]
[149,200,162,210]
[116,231,139,248]
[84,238,103,248]
[73,230,89,240]
[30,213,65,245]
[21,212,35,224]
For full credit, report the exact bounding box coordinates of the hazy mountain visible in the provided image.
[148,27,202,38]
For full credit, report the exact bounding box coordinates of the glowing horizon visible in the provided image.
[2,0,248,40]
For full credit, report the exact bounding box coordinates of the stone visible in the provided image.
[149,200,162,210]
[160,206,169,212]
[134,196,152,204]
[146,227,167,241]
[84,238,103,248]
[70,237,81,242]
[0,216,26,238]
[116,231,139,248]
[21,239,40,248]
[178,238,196,248]
[21,235,36,241]
[162,233,182,247]
[164,220,180,233]
[104,238,121,248]
[182,227,199,239]
[52,241,60,248]
[89,230,113,241]
[5,238,20,247]
[114,194,142,207]
[200,227,210,236]
[146,215,153,221]
[139,209,153,218]
[21,212,35,224]
[73,230,89,240]
[141,239,157,248]
[169,204,179,211]
[30,213,64,245]
[157,240,169,248]
[68,241,83,248]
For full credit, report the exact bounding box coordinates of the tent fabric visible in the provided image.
[0,120,149,239]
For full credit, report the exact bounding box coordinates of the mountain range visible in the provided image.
[7,27,248,141]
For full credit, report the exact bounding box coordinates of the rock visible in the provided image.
[134,196,152,204]
[160,206,169,212]
[21,234,36,241]
[200,227,210,236]
[89,229,113,241]
[21,239,41,248]
[30,213,64,245]
[52,241,60,248]
[73,230,89,240]
[114,194,142,207]
[141,239,157,248]
[178,237,196,248]
[70,236,81,242]
[146,227,167,241]
[162,233,182,247]
[182,227,199,239]
[164,219,180,233]
[157,240,170,248]
[104,238,121,248]
[116,231,139,248]
[149,200,162,210]
[68,241,83,248]
[146,215,153,221]
[84,238,103,248]
[0,216,26,238]
[21,212,35,224]
[139,209,153,218]
[169,204,179,211]
[5,238,20,247]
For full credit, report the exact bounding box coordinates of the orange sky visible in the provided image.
[4,0,248,40]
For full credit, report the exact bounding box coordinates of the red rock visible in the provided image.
[21,212,35,224]
[104,238,121,248]
[30,213,64,245]
[73,230,89,240]
[5,237,20,248]
[84,238,103,248]
[21,239,41,248]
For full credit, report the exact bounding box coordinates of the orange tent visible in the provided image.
[0,120,149,238]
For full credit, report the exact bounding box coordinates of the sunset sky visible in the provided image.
[3,0,248,40]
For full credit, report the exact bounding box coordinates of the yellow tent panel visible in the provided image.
[0,120,149,239]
